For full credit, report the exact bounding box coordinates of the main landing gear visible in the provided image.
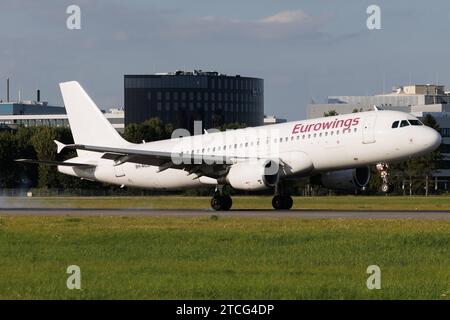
[376,162,394,194]
[272,194,293,210]
[272,184,293,210]
[211,186,232,211]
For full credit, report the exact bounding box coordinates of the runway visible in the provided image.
[1,207,450,219]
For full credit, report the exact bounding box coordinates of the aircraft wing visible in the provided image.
[15,159,96,168]
[55,141,248,178]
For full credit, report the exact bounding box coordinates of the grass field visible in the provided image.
[2,195,450,210]
[0,215,449,299]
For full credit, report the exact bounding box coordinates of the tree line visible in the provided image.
[0,118,245,191]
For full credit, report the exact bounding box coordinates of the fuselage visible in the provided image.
[59,110,441,190]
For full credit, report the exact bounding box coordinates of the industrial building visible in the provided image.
[124,70,264,133]
[307,84,450,190]
[0,99,124,132]
[263,115,287,125]
[308,84,450,119]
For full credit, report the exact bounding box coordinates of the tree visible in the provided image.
[218,122,247,131]
[13,127,38,188]
[31,127,59,188]
[388,114,442,195]
[123,118,173,143]
[324,110,338,117]
[0,130,18,188]
[415,114,442,195]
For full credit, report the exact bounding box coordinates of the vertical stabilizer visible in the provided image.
[59,81,127,156]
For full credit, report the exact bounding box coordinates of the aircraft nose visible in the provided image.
[422,127,441,152]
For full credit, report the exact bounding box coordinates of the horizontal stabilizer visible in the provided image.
[15,159,96,168]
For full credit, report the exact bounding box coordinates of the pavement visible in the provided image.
[1,208,450,219]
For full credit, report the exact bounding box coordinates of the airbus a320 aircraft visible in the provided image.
[17,82,441,210]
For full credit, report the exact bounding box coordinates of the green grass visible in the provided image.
[3,195,450,210]
[0,216,449,299]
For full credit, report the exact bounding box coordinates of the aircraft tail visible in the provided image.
[59,81,127,156]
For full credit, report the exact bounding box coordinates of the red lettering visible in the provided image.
[292,123,301,134]
[322,121,333,130]
[344,118,353,129]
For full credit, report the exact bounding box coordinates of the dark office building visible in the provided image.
[124,70,264,133]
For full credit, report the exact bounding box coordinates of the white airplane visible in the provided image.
[17,81,441,210]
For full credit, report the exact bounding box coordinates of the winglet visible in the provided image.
[54,140,66,154]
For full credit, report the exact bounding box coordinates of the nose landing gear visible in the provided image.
[211,186,232,211]
[376,163,394,194]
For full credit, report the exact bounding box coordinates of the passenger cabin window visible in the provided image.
[392,121,399,128]
[400,120,409,127]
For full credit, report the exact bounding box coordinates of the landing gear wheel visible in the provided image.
[211,194,232,211]
[381,183,394,194]
[272,195,283,210]
[222,195,232,211]
[283,195,293,210]
[272,195,293,210]
[211,196,223,211]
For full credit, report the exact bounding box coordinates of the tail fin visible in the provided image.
[59,81,127,156]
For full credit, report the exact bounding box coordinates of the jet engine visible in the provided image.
[226,159,279,191]
[310,167,371,191]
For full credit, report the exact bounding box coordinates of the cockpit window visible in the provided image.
[392,121,399,128]
[400,120,410,127]
[408,119,423,126]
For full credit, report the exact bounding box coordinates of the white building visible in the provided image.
[0,108,124,132]
[264,115,287,125]
[307,84,450,189]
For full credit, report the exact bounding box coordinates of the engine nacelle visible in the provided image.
[310,167,371,191]
[226,159,279,191]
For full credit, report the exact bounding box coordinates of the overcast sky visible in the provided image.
[1,0,450,120]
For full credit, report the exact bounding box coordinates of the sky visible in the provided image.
[1,0,450,120]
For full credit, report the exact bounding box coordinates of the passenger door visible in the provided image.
[362,115,377,144]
